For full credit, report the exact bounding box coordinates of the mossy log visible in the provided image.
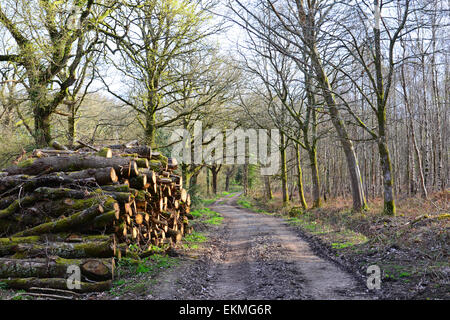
[0,194,41,219]
[139,169,157,185]
[149,160,162,171]
[128,174,147,189]
[101,184,130,193]
[91,210,119,229]
[9,241,114,259]
[0,235,112,256]
[4,155,135,176]
[122,146,152,159]
[50,140,68,151]
[61,167,118,185]
[0,257,113,280]
[0,174,98,196]
[133,158,149,169]
[12,203,105,237]
[2,197,115,232]
[0,195,17,210]
[33,187,91,200]
[21,196,112,220]
[0,278,112,293]
[94,189,133,203]
[95,147,113,158]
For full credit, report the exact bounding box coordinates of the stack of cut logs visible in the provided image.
[0,141,191,295]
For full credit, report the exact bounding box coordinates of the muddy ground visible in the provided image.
[92,193,376,300]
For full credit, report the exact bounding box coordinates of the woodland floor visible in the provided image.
[1,191,447,300]
[86,193,374,300]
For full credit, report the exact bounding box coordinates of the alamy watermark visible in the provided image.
[66,265,81,290]
[169,121,280,175]
[366,265,381,290]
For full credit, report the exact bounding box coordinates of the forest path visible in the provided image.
[148,193,372,300]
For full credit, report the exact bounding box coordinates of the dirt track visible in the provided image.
[147,193,373,300]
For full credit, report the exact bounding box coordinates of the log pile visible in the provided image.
[0,141,191,295]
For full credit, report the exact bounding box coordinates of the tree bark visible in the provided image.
[12,202,108,237]
[7,241,114,259]
[0,257,113,280]
[0,278,112,293]
[280,132,289,206]
[5,155,136,176]
[296,144,308,209]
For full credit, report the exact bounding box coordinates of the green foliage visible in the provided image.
[237,198,252,208]
[183,231,207,249]
[117,254,179,276]
[0,126,35,168]
[289,206,304,217]
[184,231,207,243]
[331,242,354,250]
[190,207,223,225]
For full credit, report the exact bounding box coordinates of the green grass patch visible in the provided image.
[331,242,354,250]
[183,231,207,249]
[117,254,179,275]
[197,191,235,207]
[200,198,216,206]
[189,207,223,225]
[237,198,252,208]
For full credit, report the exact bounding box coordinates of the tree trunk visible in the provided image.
[373,9,396,216]
[243,163,248,196]
[33,98,52,148]
[296,144,307,209]
[309,46,367,211]
[212,170,218,195]
[308,146,321,208]
[145,110,156,148]
[206,167,210,195]
[280,133,289,206]
[264,176,273,200]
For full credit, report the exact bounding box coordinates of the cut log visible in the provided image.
[0,257,113,280]
[167,157,178,170]
[4,155,137,176]
[0,194,41,219]
[0,278,112,293]
[95,190,133,203]
[166,228,182,243]
[95,147,113,158]
[33,187,91,200]
[50,140,68,151]
[9,241,114,259]
[62,167,118,185]
[91,209,119,229]
[129,174,147,189]
[101,184,130,193]
[180,188,188,203]
[122,146,152,159]
[13,196,111,220]
[0,174,98,196]
[12,203,104,237]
